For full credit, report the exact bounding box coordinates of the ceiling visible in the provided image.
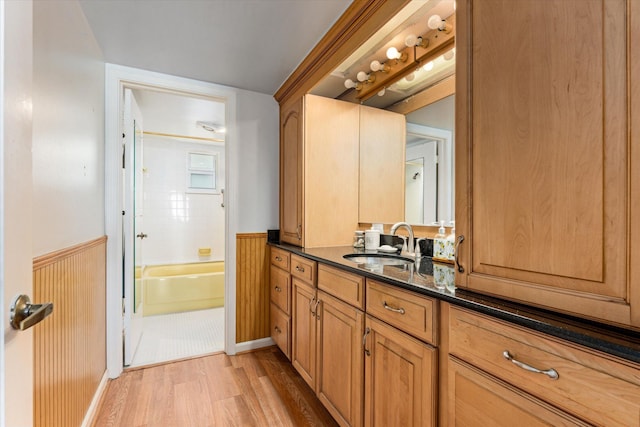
[78,0,351,96]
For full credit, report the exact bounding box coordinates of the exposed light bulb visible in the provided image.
[423,61,434,72]
[443,48,455,61]
[428,14,452,33]
[357,71,369,82]
[428,14,444,30]
[344,79,356,89]
[378,88,386,97]
[405,34,418,47]
[386,46,400,60]
[370,60,389,73]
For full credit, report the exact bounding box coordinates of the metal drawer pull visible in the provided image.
[314,299,321,320]
[383,301,405,315]
[275,256,283,262]
[309,297,316,315]
[274,325,281,334]
[503,351,559,380]
[455,235,465,273]
[295,265,305,273]
[275,286,282,293]
[363,327,371,356]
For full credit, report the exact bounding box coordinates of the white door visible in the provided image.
[2,1,35,426]
[123,88,144,366]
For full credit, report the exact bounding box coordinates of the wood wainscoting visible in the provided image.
[33,236,107,427]
[236,233,270,343]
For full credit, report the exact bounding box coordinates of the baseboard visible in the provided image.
[81,371,109,427]
[234,337,275,354]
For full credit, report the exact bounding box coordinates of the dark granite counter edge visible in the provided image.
[269,242,640,365]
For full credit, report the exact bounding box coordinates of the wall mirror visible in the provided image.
[405,94,454,225]
[308,0,456,226]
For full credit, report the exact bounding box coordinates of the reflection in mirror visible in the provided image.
[405,94,454,225]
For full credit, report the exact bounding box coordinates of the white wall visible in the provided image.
[235,90,279,233]
[142,137,225,264]
[32,0,105,257]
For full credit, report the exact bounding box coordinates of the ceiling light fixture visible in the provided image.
[357,71,376,84]
[196,121,225,133]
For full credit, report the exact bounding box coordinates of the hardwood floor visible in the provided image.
[93,346,339,426]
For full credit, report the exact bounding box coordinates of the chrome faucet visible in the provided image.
[390,222,415,256]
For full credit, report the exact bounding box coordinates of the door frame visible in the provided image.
[105,64,238,378]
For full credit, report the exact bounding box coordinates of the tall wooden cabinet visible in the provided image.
[455,0,640,328]
[279,94,360,248]
[279,94,405,247]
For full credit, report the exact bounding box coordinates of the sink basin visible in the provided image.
[343,253,414,266]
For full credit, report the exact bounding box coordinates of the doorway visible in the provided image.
[123,87,227,367]
[105,64,240,378]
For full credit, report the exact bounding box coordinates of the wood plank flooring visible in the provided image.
[93,347,338,426]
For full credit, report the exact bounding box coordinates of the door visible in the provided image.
[280,97,303,246]
[123,88,144,366]
[2,0,35,425]
[291,278,317,388]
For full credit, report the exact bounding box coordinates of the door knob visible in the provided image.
[9,294,53,331]
[136,232,148,239]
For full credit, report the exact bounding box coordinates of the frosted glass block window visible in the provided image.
[187,152,217,193]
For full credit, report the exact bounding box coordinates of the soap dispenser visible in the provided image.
[433,220,448,261]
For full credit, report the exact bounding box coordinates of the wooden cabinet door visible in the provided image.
[448,357,590,427]
[359,105,406,224]
[456,0,634,326]
[316,290,364,427]
[280,97,303,246]
[291,279,317,389]
[363,315,437,427]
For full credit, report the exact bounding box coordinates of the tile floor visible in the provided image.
[129,307,225,368]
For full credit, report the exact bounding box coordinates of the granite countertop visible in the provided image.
[269,242,640,365]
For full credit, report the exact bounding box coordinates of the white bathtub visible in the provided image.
[140,261,224,316]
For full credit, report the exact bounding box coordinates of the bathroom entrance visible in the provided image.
[123,87,227,367]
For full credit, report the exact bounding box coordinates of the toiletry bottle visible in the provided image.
[434,220,447,260]
[445,221,456,260]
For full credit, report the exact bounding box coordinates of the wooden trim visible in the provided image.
[387,75,456,115]
[33,236,107,270]
[34,238,107,427]
[143,130,224,143]
[274,0,410,104]
[236,232,270,342]
[630,0,640,326]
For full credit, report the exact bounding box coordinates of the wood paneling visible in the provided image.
[235,233,270,343]
[33,236,107,427]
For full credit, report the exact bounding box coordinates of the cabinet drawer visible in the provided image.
[270,303,290,360]
[291,254,316,284]
[270,266,290,314]
[318,264,364,310]
[270,247,290,271]
[366,279,437,345]
[449,306,640,427]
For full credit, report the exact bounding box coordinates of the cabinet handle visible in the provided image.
[309,297,316,315]
[314,299,321,320]
[503,351,559,380]
[296,224,302,240]
[275,286,282,293]
[454,235,465,273]
[383,301,405,315]
[363,327,371,356]
[295,265,305,273]
[275,256,283,262]
[274,326,281,334]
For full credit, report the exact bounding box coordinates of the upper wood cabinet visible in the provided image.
[280,97,304,246]
[280,94,360,248]
[280,94,406,247]
[455,0,640,328]
[359,105,405,224]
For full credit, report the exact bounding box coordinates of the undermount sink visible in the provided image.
[343,253,414,266]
